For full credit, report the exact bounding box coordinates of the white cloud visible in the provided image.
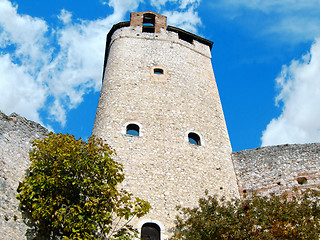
[39,17,113,125]
[211,0,320,13]
[148,0,201,33]
[0,0,49,125]
[163,7,201,33]
[150,0,173,9]
[108,0,143,21]
[150,0,200,10]
[261,39,320,146]
[0,0,204,128]
[0,0,143,126]
[209,0,320,146]
[0,54,47,123]
[179,0,200,9]
[210,0,320,42]
[0,0,49,69]
[266,16,320,43]
[58,9,72,24]
[37,0,146,125]
[100,0,108,6]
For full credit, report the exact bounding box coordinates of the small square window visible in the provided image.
[154,68,164,75]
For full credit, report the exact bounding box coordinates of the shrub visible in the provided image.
[17,133,150,239]
[171,190,320,240]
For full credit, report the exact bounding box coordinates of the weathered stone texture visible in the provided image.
[1,12,320,240]
[93,14,239,238]
[232,143,320,197]
[1,109,319,239]
[0,111,48,240]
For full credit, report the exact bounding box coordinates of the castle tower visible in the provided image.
[93,11,239,239]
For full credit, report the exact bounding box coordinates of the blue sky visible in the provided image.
[1,0,320,151]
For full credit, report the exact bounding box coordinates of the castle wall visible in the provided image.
[0,111,48,240]
[2,12,319,240]
[93,21,239,237]
[232,143,320,197]
[0,110,319,239]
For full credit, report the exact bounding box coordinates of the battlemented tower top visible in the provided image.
[102,11,213,79]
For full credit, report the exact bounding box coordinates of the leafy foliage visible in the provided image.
[171,190,320,240]
[17,133,150,239]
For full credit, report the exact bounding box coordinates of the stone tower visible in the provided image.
[93,11,239,239]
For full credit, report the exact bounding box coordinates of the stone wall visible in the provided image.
[0,111,48,240]
[92,13,239,238]
[232,143,320,197]
[0,13,319,238]
[0,110,319,239]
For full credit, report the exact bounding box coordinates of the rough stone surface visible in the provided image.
[232,143,320,198]
[1,12,319,240]
[0,111,48,240]
[93,12,239,239]
[1,109,319,239]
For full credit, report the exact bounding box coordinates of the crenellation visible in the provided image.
[109,26,212,60]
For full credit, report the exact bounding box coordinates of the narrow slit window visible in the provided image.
[126,124,140,136]
[143,13,155,33]
[188,132,201,146]
[154,68,164,75]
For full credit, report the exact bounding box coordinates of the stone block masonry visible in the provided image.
[93,11,239,239]
[232,143,320,197]
[0,111,48,240]
[0,111,319,239]
[1,11,319,240]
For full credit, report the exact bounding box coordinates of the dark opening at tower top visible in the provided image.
[143,13,155,33]
[178,31,194,44]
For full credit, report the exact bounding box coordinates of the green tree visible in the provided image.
[17,133,150,240]
[171,190,320,240]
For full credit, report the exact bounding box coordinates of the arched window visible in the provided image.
[126,124,140,136]
[188,132,201,146]
[143,13,155,33]
[141,223,160,240]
